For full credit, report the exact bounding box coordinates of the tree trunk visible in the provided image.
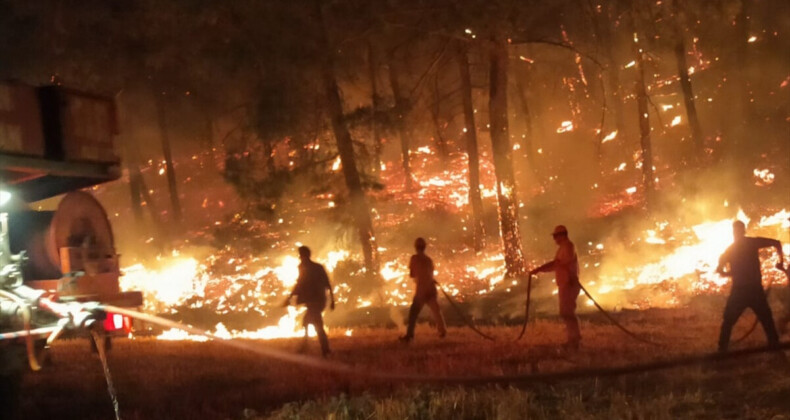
[430,74,449,161]
[155,95,182,223]
[127,160,144,224]
[123,133,166,250]
[674,39,704,159]
[456,41,485,252]
[131,165,162,230]
[388,58,414,190]
[513,69,537,174]
[633,33,656,207]
[672,0,704,159]
[317,2,379,275]
[367,41,383,173]
[118,124,145,225]
[489,33,526,276]
[594,1,626,139]
[203,109,216,170]
[733,0,753,150]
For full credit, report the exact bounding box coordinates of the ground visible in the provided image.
[17,307,790,420]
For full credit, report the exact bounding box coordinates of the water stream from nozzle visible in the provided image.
[91,331,121,420]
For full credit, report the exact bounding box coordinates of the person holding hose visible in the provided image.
[716,220,784,352]
[400,237,446,342]
[530,225,582,350]
[283,246,335,357]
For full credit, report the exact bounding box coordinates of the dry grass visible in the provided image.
[17,307,790,419]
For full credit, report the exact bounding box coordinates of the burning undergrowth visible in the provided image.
[113,145,789,341]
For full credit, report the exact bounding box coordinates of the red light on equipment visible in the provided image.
[103,313,132,333]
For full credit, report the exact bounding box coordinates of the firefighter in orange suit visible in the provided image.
[530,225,582,349]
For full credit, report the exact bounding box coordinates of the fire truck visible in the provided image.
[0,81,142,409]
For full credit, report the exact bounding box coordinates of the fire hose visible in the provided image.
[514,274,534,341]
[734,264,790,343]
[0,286,101,370]
[578,283,664,346]
[99,304,790,385]
[513,273,662,346]
[435,281,495,341]
[8,299,789,386]
[3,294,789,420]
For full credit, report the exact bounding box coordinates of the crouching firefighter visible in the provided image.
[530,225,582,350]
[716,220,784,352]
[284,246,335,357]
[400,237,446,343]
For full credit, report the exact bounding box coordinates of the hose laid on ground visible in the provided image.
[578,283,664,347]
[102,303,790,386]
[435,282,495,341]
[514,274,534,341]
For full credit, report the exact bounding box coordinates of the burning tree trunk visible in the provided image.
[633,32,656,207]
[367,41,383,173]
[317,2,379,274]
[456,41,485,252]
[388,58,414,190]
[672,0,704,159]
[489,33,526,275]
[155,95,183,223]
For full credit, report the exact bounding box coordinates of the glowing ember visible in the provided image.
[331,156,342,171]
[753,168,775,186]
[601,130,618,143]
[556,120,574,133]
